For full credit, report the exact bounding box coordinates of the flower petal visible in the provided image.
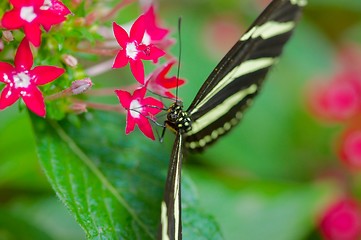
[32,66,64,85]
[0,85,20,110]
[144,6,169,42]
[115,89,132,109]
[50,0,71,15]
[133,87,147,99]
[22,86,46,117]
[143,97,163,116]
[162,76,185,89]
[15,38,33,71]
[125,111,136,134]
[23,23,42,47]
[10,0,26,8]
[130,15,146,43]
[155,61,186,88]
[32,0,44,8]
[1,10,24,29]
[0,62,15,79]
[149,46,166,63]
[139,45,165,63]
[113,50,129,68]
[130,59,145,84]
[113,22,129,48]
[137,117,155,140]
[39,12,67,31]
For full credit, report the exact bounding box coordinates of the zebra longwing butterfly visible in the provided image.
[160,0,306,239]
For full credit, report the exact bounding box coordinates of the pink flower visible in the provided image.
[0,38,65,117]
[146,60,185,98]
[1,0,71,47]
[306,72,361,122]
[319,199,361,240]
[142,5,170,46]
[112,15,165,84]
[115,87,163,140]
[338,128,361,169]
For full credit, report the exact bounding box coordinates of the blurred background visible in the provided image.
[1,0,361,239]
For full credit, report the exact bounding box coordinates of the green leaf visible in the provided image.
[30,111,222,239]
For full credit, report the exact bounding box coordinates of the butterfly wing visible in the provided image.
[185,0,306,151]
[159,132,183,240]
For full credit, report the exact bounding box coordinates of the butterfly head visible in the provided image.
[166,101,192,133]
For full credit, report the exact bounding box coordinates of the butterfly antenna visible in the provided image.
[176,17,182,103]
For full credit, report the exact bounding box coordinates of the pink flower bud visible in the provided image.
[2,30,14,42]
[71,78,93,95]
[62,54,78,67]
[0,40,3,52]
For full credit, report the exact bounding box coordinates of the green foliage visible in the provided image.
[30,111,221,239]
[1,0,361,239]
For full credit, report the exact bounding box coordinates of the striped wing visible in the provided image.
[159,132,183,240]
[184,0,306,151]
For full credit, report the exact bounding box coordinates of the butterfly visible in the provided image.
[159,0,306,239]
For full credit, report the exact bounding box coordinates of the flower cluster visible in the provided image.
[306,43,361,239]
[0,0,184,138]
[2,0,71,47]
[307,43,361,170]
[0,0,71,116]
[112,6,185,140]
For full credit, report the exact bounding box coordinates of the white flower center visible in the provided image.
[13,72,31,89]
[126,42,138,60]
[142,32,151,46]
[129,99,142,118]
[20,6,37,23]
[40,0,53,10]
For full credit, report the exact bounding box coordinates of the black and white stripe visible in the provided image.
[160,132,183,240]
[185,0,305,151]
[159,0,306,239]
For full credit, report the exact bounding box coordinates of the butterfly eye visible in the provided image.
[167,111,178,123]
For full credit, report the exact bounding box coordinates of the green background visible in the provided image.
[1,0,361,239]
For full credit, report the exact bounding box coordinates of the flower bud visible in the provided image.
[71,102,88,114]
[2,30,14,42]
[71,78,93,95]
[62,54,78,67]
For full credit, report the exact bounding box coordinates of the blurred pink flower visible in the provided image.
[115,87,163,140]
[112,15,165,84]
[146,60,185,98]
[319,198,361,240]
[338,128,361,169]
[1,0,71,47]
[306,72,361,122]
[0,38,65,117]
